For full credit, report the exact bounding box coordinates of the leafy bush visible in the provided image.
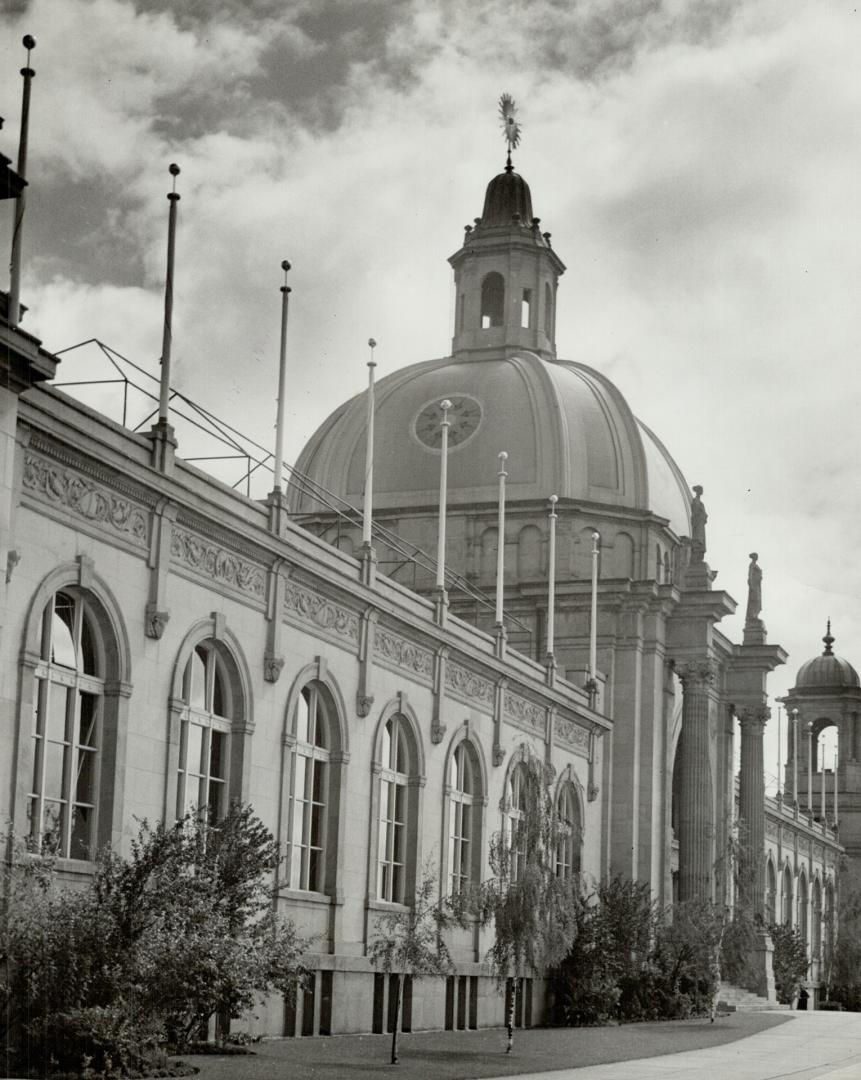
[1,806,307,1077]
[767,922,810,1004]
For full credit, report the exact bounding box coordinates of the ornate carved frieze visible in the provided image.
[445,661,494,711]
[171,527,266,599]
[765,817,779,839]
[813,842,825,861]
[504,691,545,735]
[554,716,591,756]
[374,626,434,682]
[781,826,796,846]
[23,451,149,548]
[283,580,359,645]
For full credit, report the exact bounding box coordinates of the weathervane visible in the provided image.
[498,93,521,172]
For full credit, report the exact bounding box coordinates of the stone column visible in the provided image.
[677,660,716,901]
[738,704,769,914]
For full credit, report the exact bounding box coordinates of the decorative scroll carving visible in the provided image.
[554,716,591,755]
[504,691,545,734]
[171,527,265,598]
[283,580,359,642]
[263,655,285,683]
[23,452,148,546]
[446,661,494,709]
[146,607,170,640]
[374,627,433,680]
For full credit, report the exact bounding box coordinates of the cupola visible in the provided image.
[448,144,565,363]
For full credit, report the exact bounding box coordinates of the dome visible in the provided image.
[481,166,534,226]
[292,350,692,536]
[794,623,860,690]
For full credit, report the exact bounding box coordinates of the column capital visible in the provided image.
[738,704,770,729]
[675,658,717,689]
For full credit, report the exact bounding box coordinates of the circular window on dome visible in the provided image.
[412,395,483,452]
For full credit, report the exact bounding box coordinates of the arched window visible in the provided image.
[504,762,529,882]
[377,713,420,903]
[29,589,108,859]
[288,684,331,891]
[555,781,582,878]
[447,741,482,895]
[177,640,235,822]
[765,860,777,924]
[798,870,808,943]
[480,272,505,328]
[812,878,822,957]
[782,865,793,927]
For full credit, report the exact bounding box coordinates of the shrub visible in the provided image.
[23,1006,167,1078]
[768,922,809,1004]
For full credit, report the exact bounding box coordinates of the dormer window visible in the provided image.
[480,272,505,328]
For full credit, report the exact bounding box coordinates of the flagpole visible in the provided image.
[435,400,452,591]
[834,748,839,830]
[807,720,814,814]
[157,164,181,428]
[272,260,291,494]
[546,495,558,659]
[362,339,377,547]
[792,709,799,813]
[495,452,508,627]
[776,705,782,799]
[587,531,600,701]
[821,738,826,821]
[8,34,35,327]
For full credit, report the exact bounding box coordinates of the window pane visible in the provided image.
[46,685,69,743]
[294,756,307,808]
[185,723,204,777]
[51,594,77,669]
[394,783,406,824]
[312,760,326,803]
[449,748,459,790]
[212,661,227,719]
[395,724,406,773]
[310,802,324,848]
[75,747,95,804]
[80,610,99,676]
[70,805,92,860]
[308,848,320,891]
[313,697,327,749]
[210,730,225,780]
[78,692,99,747]
[207,777,224,823]
[42,801,64,854]
[382,721,392,768]
[43,740,66,801]
[184,649,206,708]
[297,688,311,743]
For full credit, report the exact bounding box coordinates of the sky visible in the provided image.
[1,0,860,793]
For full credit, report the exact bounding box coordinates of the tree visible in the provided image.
[368,864,462,1065]
[767,922,809,1005]
[1,806,308,1077]
[473,746,578,1052]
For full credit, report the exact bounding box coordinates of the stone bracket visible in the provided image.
[431,645,448,744]
[492,675,508,766]
[264,559,292,682]
[145,499,177,639]
[356,606,378,717]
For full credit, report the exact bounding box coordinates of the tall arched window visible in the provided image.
[543,282,553,334]
[505,762,529,882]
[782,865,793,927]
[29,589,107,859]
[177,640,235,822]
[765,860,777,924]
[447,740,482,896]
[555,781,582,878]
[480,272,505,328]
[798,869,808,943]
[377,713,420,903]
[812,878,822,957]
[286,682,344,893]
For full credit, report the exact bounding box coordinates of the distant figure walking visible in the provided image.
[746,552,762,623]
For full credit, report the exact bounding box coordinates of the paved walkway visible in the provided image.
[501,1011,861,1080]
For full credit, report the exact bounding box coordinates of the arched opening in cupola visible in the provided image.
[480,272,505,328]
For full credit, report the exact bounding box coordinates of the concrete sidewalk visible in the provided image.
[496,1011,861,1080]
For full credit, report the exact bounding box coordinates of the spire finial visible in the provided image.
[498,93,521,172]
[823,619,834,656]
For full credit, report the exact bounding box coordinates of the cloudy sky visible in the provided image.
[2,0,860,790]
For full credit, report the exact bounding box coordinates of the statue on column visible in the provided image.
[746,552,762,623]
[690,485,707,564]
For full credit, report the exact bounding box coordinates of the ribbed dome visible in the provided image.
[481,167,534,226]
[291,351,692,537]
[795,624,860,689]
